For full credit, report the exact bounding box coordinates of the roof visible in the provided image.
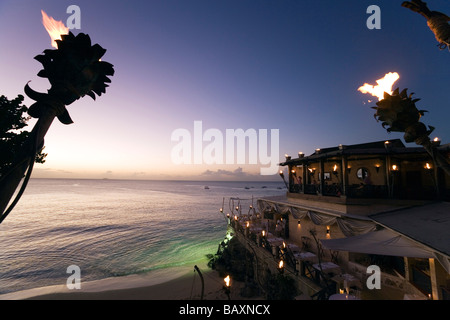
[370,202,450,258]
[281,139,450,166]
[321,229,434,259]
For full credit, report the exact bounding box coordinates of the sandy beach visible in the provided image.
[0,262,245,300]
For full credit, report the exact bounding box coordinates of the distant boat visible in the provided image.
[244,186,250,189]
[261,186,267,189]
[204,186,210,189]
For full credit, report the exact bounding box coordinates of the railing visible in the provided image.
[346,184,388,198]
[304,184,318,195]
[231,218,339,297]
[290,183,449,200]
[323,184,342,197]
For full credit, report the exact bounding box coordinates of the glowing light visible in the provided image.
[358,72,400,101]
[41,10,69,48]
[224,275,231,287]
[278,260,284,269]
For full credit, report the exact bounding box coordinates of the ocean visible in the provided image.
[0,178,285,296]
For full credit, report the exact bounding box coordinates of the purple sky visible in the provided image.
[0,0,449,180]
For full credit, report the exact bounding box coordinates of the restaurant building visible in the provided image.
[229,139,450,300]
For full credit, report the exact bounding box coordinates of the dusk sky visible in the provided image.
[0,0,449,181]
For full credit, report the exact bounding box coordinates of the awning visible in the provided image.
[320,229,434,259]
[257,199,377,237]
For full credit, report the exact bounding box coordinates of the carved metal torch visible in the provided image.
[372,88,450,177]
[0,32,114,223]
[402,0,450,50]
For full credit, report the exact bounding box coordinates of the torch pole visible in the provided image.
[194,265,205,300]
[418,138,450,198]
[0,108,57,223]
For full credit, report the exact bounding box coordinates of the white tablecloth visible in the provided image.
[266,237,284,247]
[313,262,341,274]
[329,294,359,300]
[293,251,317,262]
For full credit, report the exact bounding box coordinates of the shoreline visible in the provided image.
[0,262,237,300]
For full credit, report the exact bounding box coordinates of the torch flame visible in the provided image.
[41,10,69,48]
[224,275,231,287]
[358,72,400,101]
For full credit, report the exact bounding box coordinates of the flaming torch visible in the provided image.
[401,0,450,51]
[41,10,69,48]
[0,11,114,223]
[223,275,231,300]
[358,73,450,177]
[278,260,284,274]
[358,72,400,102]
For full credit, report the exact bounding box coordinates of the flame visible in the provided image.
[358,72,400,101]
[41,10,69,48]
[278,260,284,269]
[224,275,231,287]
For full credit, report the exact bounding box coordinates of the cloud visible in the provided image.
[201,167,251,177]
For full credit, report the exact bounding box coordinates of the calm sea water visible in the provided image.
[0,178,284,295]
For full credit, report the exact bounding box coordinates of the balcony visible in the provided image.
[288,183,445,201]
[280,139,450,202]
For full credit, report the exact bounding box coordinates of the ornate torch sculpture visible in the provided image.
[372,88,450,176]
[402,0,450,50]
[0,32,114,223]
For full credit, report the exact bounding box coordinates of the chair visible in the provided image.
[301,236,311,252]
[330,250,339,264]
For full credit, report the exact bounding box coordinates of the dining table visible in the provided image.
[331,273,362,290]
[266,237,284,247]
[328,293,359,300]
[312,261,341,274]
[293,251,317,262]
